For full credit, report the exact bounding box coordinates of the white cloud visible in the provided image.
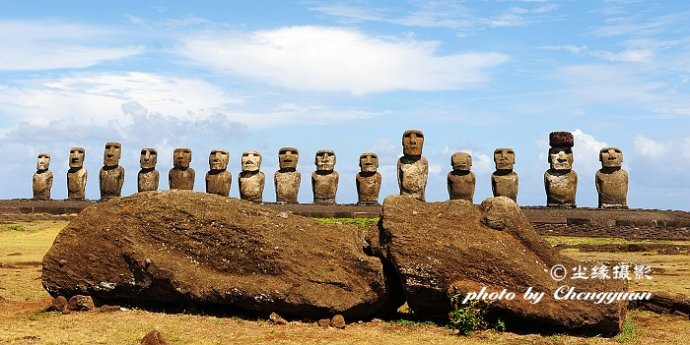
[633,135,669,158]
[178,26,508,95]
[0,72,240,125]
[309,2,558,32]
[590,48,655,62]
[541,44,589,54]
[0,20,143,70]
[572,129,608,173]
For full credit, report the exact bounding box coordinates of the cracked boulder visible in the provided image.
[376,195,627,335]
[42,190,400,319]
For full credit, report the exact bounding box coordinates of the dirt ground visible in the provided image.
[1,220,689,345]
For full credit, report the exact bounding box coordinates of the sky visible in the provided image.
[1,0,689,210]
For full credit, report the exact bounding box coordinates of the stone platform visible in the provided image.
[1,199,689,240]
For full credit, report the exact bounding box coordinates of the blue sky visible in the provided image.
[1,0,689,210]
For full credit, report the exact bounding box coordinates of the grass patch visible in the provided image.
[615,317,636,343]
[447,300,505,336]
[391,319,435,327]
[315,217,379,227]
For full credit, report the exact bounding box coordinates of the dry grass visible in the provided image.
[1,220,689,344]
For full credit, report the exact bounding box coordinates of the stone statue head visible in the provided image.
[69,147,85,168]
[548,131,574,171]
[315,150,336,171]
[359,152,379,173]
[278,147,299,169]
[451,152,472,171]
[36,153,50,171]
[599,147,623,168]
[494,147,515,170]
[402,129,424,156]
[208,149,229,171]
[103,142,121,167]
[241,150,262,172]
[140,148,158,169]
[173,148,192,169]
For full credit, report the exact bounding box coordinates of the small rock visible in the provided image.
[98,305,122,313]
[51,296,68,312]
[278,212,289,219]
[141,330,168,345]
[330,314,346,329]
[317,318,330,328]
[67,295,95,312]
[268,311,288,325]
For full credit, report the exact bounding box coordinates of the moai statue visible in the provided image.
[447,152,475,202]
[169,148,195,190]
[205,149,231,196]
[32,153,53,200]
[397,129,428,201]
[99,142,125,201]
[274,147,301,204]
[312,150,338,205]
[67,147,87,200]
[356,152,382,205]
[544,131,577,208]
[238,150,265,203]
[595,147,628,209]
[491,148,518,202]
[138,148,159,192]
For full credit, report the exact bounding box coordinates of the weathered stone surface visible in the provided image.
[397,130,428,201]
[206,149,231,196]
[330,314,346,329]
[545,131,577,208]
[376,195,626,334]
[312,150,338,205]
[141,330,168,345]
[67,147,87,200]
[239,151,264,202]
[275,171,300,204]
[169,148,194,190]
[447,152,475,202]
[317,319,330,328]
[42,191,398,319]
[275,147,300,204]
[138,148,159,192]
[596,147,628,209]
[33,153,53,200]
[68,295,95,311]
[100,142,125,200]
[269,311,288,325]
[356,153,381,205]
[492,148,518,201]
[51,295,68,312]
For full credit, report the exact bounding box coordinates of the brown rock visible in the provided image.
[275,147,300,203]
[138,148,159,192]
[141,330,168,345]
[377,195,626,335]
[42,191,399,320]
[169,148,194,190]
[51,295,68,312]
[67,295,95,311]
[269,311,288,325]
[356,152,381,205]
[67,147,87,200]
[100,142,125,200]
[330,314,346,329]
[317,318,331,328]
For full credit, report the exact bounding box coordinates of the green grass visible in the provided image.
[315,217,379,227]
[615,317,636,343]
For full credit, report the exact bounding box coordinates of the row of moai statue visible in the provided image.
[31,143,382,205]
[32,130,628,208]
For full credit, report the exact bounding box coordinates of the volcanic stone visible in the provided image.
[376,195,626,335]
[42,190,398,320]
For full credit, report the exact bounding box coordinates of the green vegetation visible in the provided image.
[615,317,636,343]
[315,217,379,227]
[391,319,435,327]
[447,299,505,336]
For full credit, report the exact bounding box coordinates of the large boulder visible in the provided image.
[376,195,627,334]
[42,191,400,319]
